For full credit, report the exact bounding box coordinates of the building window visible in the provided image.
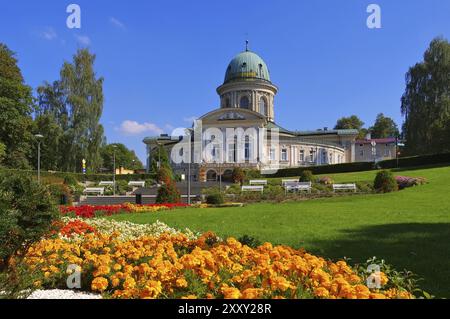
[281,149,288,161]
[228,143,235,163]
[244,137,250,161]
[270,148,276,161]
[225,97,231,108]
[259,97,267,116]
[299,150,305,162]
[309,149,314,162]
[240,96,250,109]
[329,153,333,164]
[360,150,364,157]
[322,151,327,164]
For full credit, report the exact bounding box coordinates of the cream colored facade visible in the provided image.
[144,48,363,181]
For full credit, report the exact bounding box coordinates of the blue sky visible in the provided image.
[1,0,450,163]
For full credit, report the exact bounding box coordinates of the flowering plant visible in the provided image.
[395,176,427,190]
[18,228,416,299]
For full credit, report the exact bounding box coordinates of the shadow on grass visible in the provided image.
[308,223,450,298]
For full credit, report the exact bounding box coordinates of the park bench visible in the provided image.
[249,180,268,186]
[242,185,264,193]
[332,183,357,193]
[99,181,114,186]
[284,181,312,194]
[83,187,105,196]
[282,179,299,186]
[128,181,146,188]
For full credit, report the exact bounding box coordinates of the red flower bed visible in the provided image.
[60,220,97,237]
[60,203,189,219]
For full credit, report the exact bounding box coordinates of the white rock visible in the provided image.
[27,289,102,299]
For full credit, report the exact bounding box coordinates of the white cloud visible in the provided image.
[119,120,164,136]
[75,34,91,46]
[110,17,126,29]
[38,27,57,40]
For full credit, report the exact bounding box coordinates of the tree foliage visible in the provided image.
[334,115,367,139]
[37,49,105,172]
[370,113,400,139]
[401,37,450,155]
[0,43,35,169]
[100,143,143,172]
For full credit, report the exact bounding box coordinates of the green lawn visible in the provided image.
[109,165,450,298]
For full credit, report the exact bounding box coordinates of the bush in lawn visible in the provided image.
[47,183,73,205]
[356,181,374,193]
[156,181,181,204]
[157,166,173,185]
[0,172,59,266]
[244,169,261,180]
[318,176,334,185]
[374,170,398,193]
[299,170,314,182]
[231,167,245,185]
[63,174,78,186]
[263,185,285,201]
[206,192,225,205]
[116,180,132,195]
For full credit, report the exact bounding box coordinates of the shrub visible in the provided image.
[318,176,334,185]
[231,167,245,185]
[0,172,59,266]
[206,192,225,205]
[63,174,78,186]
[156,181,181,204]
[47,183,73,205]
[116,180,132,195]
[299,170,314,182]
[395,176,427,190]
[157,166,174,184]
[356,181,374,193]
[374,170,398,193]
[244,169,261,180]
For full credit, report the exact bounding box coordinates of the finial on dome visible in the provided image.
[245,40,249,51]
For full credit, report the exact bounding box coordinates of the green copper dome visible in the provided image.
[224,50,271,84]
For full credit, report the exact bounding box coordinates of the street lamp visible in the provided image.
[34,134,44,184]
[112,145,117,196]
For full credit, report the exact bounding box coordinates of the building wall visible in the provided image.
[354,143,396,162]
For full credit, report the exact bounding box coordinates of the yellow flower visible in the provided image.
[221,286,241,299]
[176,278,188,288]
[123,277,136,290]
[314,287,330,298]
[91,277,109,292]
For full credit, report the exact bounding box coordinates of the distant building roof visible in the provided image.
[355,137,397,145]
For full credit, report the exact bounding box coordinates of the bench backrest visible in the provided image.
[128,181,145,187]
[242,186,264,192]
[249,180,267,185]
[282,179,299,186]
[84,187,105,194]
[333,184,356,189]
[99,181,114,186]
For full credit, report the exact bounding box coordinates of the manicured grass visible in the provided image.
[109,165,450,297]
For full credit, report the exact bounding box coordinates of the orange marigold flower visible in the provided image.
[314,287,330,298]
[91,277,109,292]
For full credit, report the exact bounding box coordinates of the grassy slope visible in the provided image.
[109,165,450,297]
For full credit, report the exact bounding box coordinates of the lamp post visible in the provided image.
[112,145,117,196]
[34,134,44,184]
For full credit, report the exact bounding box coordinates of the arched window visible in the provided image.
[239,96,250,109]
[259,97,267,116]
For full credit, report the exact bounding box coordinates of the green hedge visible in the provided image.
[0,168,155,183]
[378,153,450,169]
[264,152,450,178]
